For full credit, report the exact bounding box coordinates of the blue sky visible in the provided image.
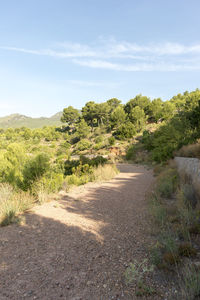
[0,0,200,117]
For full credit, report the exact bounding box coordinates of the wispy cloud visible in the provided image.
[1,38,200,71]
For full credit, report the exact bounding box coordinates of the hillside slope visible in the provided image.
[0,112,62,129]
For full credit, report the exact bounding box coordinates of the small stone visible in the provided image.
[103,284,107,288]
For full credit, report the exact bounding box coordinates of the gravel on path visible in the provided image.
[0,164,158,300]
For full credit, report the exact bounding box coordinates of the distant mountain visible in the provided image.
[0,112,63,129]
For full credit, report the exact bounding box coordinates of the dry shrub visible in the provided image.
[189,223,200,234]
[0,183,35,226]
[176,142,200,159]
[163,251,180,265]
[178,242,197,257]
[153,165,165,176]
[92,164,119,182]
[134,151,150,164]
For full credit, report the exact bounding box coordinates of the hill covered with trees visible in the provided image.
[0,88,200,226]
[0,112,62,129]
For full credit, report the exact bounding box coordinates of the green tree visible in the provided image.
[2,143,26,186]
[162,101,175,120]
[61,106,80,125]
[113,121,136,140]
[96,102,110,126]
[23,153,50,190]
[76,118,91,138]
[148,98,163,122]
[82,101,98,128]
[124,95,150,115]
[106,98,121,112]
[110,105,127,128]
[129,106,147,131]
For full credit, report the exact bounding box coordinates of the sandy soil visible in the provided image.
[0,164,159,300]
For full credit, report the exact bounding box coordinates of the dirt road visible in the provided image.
[0,164,155,300]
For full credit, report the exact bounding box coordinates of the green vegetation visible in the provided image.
[1,88,200,227]
[0,122,119,225]
[124,259,155,297]
[149,161,200,299]
[0,112,62,129]
[141,89,200,162]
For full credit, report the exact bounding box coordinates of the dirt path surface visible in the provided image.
[0,164,156,300]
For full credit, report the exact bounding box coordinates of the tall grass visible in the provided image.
[0,183,35,226]
[179,264,200,300]
[92,164,119,182]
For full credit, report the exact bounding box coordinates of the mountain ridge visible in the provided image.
[0,112,63,129]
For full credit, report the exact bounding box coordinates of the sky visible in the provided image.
[0,0,200,117]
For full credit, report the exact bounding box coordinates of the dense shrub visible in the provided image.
[22,153,50,190]
[126,145,136,160]
[32,172,64,194]
[64,155,107,176]
[76,139,92,151]
[113,121,136,140]
[93,142,104,150]
[108,136,115,146]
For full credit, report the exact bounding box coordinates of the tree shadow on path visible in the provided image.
[0,164,155,300]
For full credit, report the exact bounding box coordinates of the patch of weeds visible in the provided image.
[150,194,167,227]
[179,264,200,300]
[156,167,178,198]
[178,242,197,257]
[136,281,156,297]
[158,229,178,253]
[176,187,199,239]
[189,223,200,234]
[181,184,197,209]
[155,230,181,268]
[150,242,163,267]
[1,210,20,227]
[162,251,180,266]
[125,259,155,296]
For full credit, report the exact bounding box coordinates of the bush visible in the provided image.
[0,183,35,226]
[64,156,108,177]
[178,242,197,257]
[108,136,115,146]
[93,142,104,150]
[64,159,80,176]
[176,142,200,159]
[66,174,89,186]
[92,164,119,182]
[22,153,50,191]
[76,139,91,151]
[156,168,178,198]
[113,121,136,140]
[126,145,136,160]
[95,136,103,143]
[32,172,64,195]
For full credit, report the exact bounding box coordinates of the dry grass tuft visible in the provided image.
[92,164,119,182]
[0,183,35,226]
[176,141,200,159]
